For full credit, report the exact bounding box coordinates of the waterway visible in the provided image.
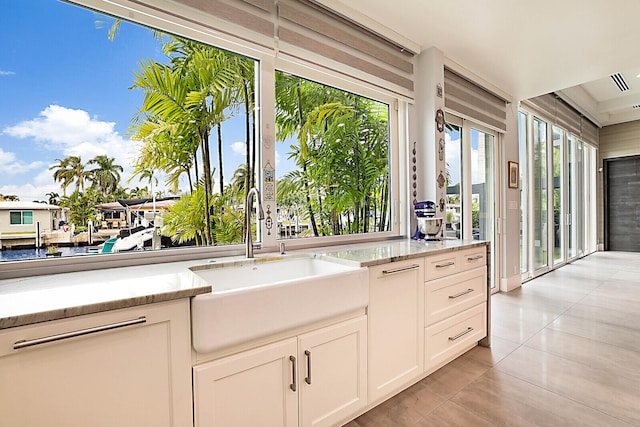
[0,246,91,261]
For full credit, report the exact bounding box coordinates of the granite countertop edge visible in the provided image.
[0,239,487,330]
[0,287,211,330]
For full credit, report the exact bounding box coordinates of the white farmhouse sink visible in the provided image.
[190,255,368,353]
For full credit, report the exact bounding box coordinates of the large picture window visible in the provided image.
[1,0,399,269]
[274,72,391,239]
[1,0,258,260]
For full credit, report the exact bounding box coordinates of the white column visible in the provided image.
[413,47,446,220]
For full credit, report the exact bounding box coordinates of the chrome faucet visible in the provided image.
[245,187,265,258]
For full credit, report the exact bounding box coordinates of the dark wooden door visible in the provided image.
[605,156,640,251]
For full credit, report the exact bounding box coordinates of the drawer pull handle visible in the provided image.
[449,288,474,299]
[448,327,474,341]
[435,261,455,268]
[467,255,484,261]
[13,317,146,350]
[290,356,297,392]
[382,264,420,275]
[305,350,312,385]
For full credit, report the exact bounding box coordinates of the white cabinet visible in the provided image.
[193,338,299,427]
[367,258,424,403]
[0,299,193,427]
[424,246,488,372]
[193,316,367,427]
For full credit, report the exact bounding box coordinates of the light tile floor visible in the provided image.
[345,251,640,426]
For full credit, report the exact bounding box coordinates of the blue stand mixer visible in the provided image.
[411,201,443,241]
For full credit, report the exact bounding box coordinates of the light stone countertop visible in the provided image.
[314,238,487,267]
[0,238,486,330]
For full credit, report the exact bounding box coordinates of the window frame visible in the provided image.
[1,0,404,278]
[10,211,34,226]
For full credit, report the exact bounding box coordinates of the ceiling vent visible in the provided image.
[633,105,640,109]
[611,73,630,92]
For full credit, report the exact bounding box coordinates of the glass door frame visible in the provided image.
[446,113,500,293]
[519,108,597,282]
[551,126,567,269]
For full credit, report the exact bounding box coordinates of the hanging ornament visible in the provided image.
[437,171,446,188]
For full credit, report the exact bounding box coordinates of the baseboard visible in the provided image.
[500,274,521,292]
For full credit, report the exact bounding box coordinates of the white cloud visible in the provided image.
[275,150,281,168]
[0,148,44,175]
[0,182,59,202]
[230,141,245,156]
[0,70,15,76]
[3,104,138,187]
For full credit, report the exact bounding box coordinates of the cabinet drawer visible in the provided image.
[424,303,486,371]
[424,251,458,281]
[456,246,487,273]
[425,267,487,326]
[425,246,487,281]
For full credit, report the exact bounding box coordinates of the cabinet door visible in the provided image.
[368,259,424,403]
[193,338,299,427]
[298,316,367,427]
[0,299,192,427]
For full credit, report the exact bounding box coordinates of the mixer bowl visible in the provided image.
[417,217,443,237]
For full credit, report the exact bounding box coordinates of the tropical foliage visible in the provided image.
[128,36,257,246]
[46,30,391,247]
[275,72,390,237]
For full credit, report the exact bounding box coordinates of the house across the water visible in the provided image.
[0,201,63,249]
[95,197,178,230]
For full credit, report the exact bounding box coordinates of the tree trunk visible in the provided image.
[200,129,213,246]
[295,84,319,237]
[379,177,389,232]
[217,124,224,196]
[363,194,370,233]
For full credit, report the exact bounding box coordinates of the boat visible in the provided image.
[111,227,155,252]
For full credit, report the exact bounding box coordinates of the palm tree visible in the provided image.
[131,37,237,245]
[50,156,88,195]
[45,192,60,205]
[88,155,123,196]
[49,157,74,196]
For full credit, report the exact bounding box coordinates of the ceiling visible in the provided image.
[319,0,640,127]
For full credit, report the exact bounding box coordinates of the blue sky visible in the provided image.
[0,0,291,201]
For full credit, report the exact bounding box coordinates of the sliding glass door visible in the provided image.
[471,128,495,246]
[567,135,579,260]
[519,110,597,281]
[446,114,498,290]
[553,127,565,266]
[518,112,529,274]
[533,117,548,272]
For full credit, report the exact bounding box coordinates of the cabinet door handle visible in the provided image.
[467,255,484,261]
[435,261,455,268]
[289,356,297,392]
[13,317,146,350]
[304,350,312,385]
[448,327,474,341]
[382,264,420,275]
[449,288,474,299]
